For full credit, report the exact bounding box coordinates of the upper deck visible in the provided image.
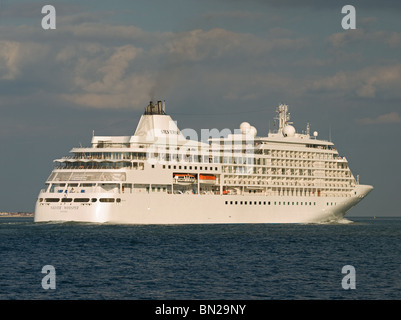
[58,101,344,166]
[42,101,358,201]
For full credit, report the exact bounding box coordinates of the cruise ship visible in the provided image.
[34,100,373,224]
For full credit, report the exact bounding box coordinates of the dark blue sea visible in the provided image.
[1,217,400,300]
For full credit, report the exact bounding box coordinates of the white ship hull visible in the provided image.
[34,185,373,224]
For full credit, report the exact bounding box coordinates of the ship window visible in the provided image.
[225,201,228,205]
[45,198,59,203]
[268,201,271,205]
[259,201,262,205]
[249,202,252,205]
[230,201,233,205]
[116,198,121,203]
[91,198,97,202]
[240,201,243,205]
[100,198,115,203]
[152,165,155,168]
[245,201,247,205]
[263,201,266,205]
[235,201,237,205]
[74,198,89,203]
[61,198,72,202]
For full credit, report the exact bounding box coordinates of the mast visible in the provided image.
[275,104,292,135]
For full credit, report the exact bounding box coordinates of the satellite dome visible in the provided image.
[240,122,251,134]
[249,126,257,137]
[283,125,296,137]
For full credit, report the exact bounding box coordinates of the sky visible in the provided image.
[0,0,400,216]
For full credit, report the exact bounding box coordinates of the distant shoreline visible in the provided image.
[0,212,34,217]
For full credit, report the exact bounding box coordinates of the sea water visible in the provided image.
[0,217,400,300]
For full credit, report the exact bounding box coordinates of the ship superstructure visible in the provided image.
[34,101,373,224]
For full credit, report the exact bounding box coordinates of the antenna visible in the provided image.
[329,125,332,142]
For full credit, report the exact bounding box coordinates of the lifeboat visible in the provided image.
[173,173,196,185]
[199,174,216,184]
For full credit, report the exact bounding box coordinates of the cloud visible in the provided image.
[0,5,398,114]
[327,28,401,48]
[0,41,20,80]
[57,44,155,109]
[202,10,263,21]
[309,64,401,99]
[147,27,309,101]
[356,112,401,125]
[0,22,163,109]
[0,40,52,83]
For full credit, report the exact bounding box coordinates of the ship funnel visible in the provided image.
[145,100,166,115]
